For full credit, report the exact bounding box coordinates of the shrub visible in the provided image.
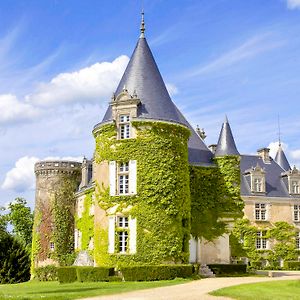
[76,267,112,282]
[119,264,193,281]
[35,265,58,281]
[57,267,77,283]
[0,234,30,283]
[284,261,300,270]
[208,264,247,276]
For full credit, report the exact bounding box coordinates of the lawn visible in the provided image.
[210,280,300,300]
[0,279,190,300]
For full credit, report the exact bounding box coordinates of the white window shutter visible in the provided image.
[109,161,116,196]
[129,217,137,254]
[129,160,137,195]
[74,229,78,249]
[108,216,115,254]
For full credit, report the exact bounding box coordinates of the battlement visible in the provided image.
[35,160,82,176]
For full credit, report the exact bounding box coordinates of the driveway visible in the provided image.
[81,273,300,300]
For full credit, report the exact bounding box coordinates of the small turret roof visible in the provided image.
[101,15,212,165]
[275,144,291,171]
[215,116,239,157]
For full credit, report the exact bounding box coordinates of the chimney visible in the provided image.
[257,147,271,163]
[209,144,217,154]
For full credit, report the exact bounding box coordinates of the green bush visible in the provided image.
[119,264,193,281]
[284,261,300,270]
[0,234,30,283]
[208,264,247,276]
[57,267,77,283]
[35,265,58,281]
[76,267,112,282]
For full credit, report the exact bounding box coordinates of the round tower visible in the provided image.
[31,160,81,273]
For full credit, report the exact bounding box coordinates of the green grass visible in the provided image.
[210,280,300,300]
[0,279,190,300]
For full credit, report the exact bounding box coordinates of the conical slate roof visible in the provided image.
[101,29,212,164]
[275,144,291,171]
[215,116,239,157]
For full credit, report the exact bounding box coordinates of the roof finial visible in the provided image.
[278,115,281,146]
[140,10,145,37]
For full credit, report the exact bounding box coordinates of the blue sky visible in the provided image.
[0,0,300,208]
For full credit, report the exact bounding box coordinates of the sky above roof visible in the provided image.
[0,0,300,208]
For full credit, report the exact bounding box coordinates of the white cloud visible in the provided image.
[26,55,129,107]
[1,156,39,192]
[166,83,178,96]
[1,156,84,192]
[286,0,300,10]
[290,149,300,160]
[268,141,288,159]
[0,94,40,124]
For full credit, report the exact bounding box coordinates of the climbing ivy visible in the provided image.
[93,121,191,266]
[53,174,80,266]
[231,219,299,268]
[190,156,243,241]
[76,191,94,252]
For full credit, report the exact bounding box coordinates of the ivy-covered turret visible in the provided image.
[91,13,194,266]
[31,160,81,274]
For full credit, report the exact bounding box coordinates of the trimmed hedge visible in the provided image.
[57,267,77,283]
[119,264,193,281]
[57,266,113,283]
[208,264,247,276]
[284,261,300,270]
[76,267,112,282]
[35,265,58,281]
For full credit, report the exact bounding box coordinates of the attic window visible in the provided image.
[292,181,300,194]
[254,178,263,192]
[119,115,130,139]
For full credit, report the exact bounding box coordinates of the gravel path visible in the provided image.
[80,273,300,300]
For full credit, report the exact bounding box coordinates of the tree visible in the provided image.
[0,234,30,283]
[7,198,33,247]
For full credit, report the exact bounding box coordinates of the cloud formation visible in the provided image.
[0,94,40,124]
[287,0,300,10]
[26,55,129,107]
[1,156,84,192]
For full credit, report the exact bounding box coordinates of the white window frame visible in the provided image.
[294,205,300,222]
[255,203,267,221]
[118,163,129,195]
[254,178,263,192]
[292,181,300,194]
[256,231,267,250]
[119,115,130,139]
[296,232,300,250]
[117,216,129,254]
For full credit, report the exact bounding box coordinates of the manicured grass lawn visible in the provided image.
[0,279,190,300]
[210,280,300,300]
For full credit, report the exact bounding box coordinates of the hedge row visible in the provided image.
[57,267,113,283]
[35,265,58,281]
[208,264,247,276]
[284,261,300,270]
[119,265,193,281]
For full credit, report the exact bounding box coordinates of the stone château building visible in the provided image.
[32,14,300,271]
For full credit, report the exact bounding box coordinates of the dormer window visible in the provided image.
[281,166,300,195]
[245,164,266,194]
[119,115,130,139]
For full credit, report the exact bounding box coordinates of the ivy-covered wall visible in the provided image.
[93,121,191,266]
[231,219,299,268]
[190,156,243,241]
[76,191,94,253]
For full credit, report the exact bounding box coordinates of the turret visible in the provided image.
[31,160,81,274]
[275,143,291,171]
[215,116,239,157]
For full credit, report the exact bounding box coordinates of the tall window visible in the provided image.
[256,231,267,249]
[292,181,300,194]
[118,162,129,194]
[50,242,55,251]
[119,115,130,139]
[117,216,129,253]
[254,178,263,192]
[296,232,300,250]
[294,205,300,222]
[255,203,267,221]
